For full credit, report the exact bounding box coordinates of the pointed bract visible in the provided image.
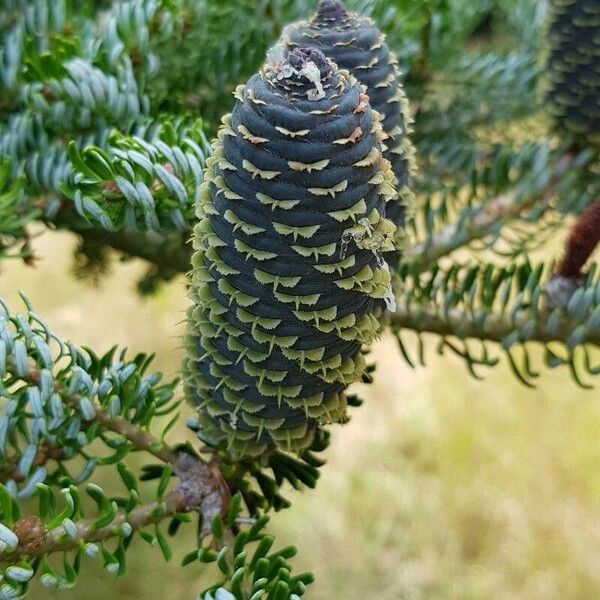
[546,0,600,148]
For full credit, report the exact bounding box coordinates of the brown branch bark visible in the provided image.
[6,493,184,560]
[1,455,229,560]
[557,198,600,279]
[46,207,190,274]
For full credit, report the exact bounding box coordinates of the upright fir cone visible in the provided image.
[184,48,398,457]
[281,0,416,253]
[546,0,600,148]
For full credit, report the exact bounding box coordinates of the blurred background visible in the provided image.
[2,226,599,600]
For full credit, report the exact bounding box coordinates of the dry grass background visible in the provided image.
[2,230,600,600]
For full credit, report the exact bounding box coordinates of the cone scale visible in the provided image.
[546,0,600,147]
[184,48,398,456]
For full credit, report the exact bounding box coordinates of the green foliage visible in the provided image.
[410,145,597,266]
[0,295,179,495]
[188,494,313,599]
[0,296,188,598]
[0,478,165,596]
[64,119,210,231]
[0,295,312,598]
[0,160,35,260]
[213,427,332,514]
[393,260,600,387]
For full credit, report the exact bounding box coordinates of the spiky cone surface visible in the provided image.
[281,0,416,252]
[546,0,600,148]
[184,47,398,457]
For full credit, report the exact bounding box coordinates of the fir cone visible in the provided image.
[546,0,600,148]
[281,0,416,251]
[184,47,398,457]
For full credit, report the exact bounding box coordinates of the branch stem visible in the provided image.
[1,455,229,560]
[0,447,65,484]
[67,226,191,275]
[391,303,600,347]
[4,492,185,560]
[20,363,179,465]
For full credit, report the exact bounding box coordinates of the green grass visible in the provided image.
[3,230,600,600]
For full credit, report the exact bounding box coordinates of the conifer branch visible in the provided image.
[391,301,600,348]
[0,296,185,497]
[392,260,600,385]
[69,226,191,276]
[4,493,184,560]
[4,453,229,560]
[1,0,599,598]
[11,359,179,465]
[405,153,575,269]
